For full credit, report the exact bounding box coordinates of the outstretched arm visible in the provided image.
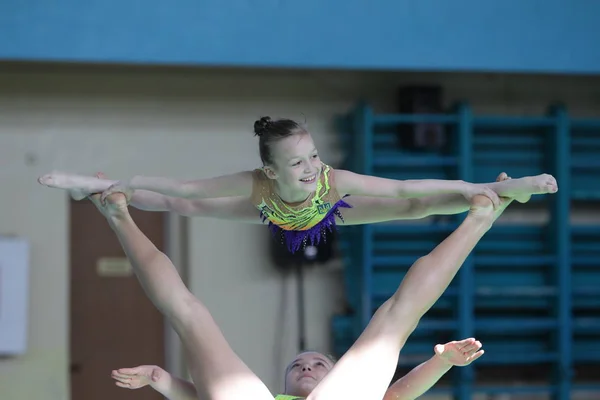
[335,169,473,198]
[38,170,254,202]
[334,169,499,206]
[111,365,197,400]
[126,170,254,199]
[383,338,484,400]
[334,169,556,203]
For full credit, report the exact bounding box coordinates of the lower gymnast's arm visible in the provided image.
[111,365,197,400]
[383,338,484,400]
[151,370,198,400]
[383,355,451,400]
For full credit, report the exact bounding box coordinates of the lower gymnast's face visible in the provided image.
[270,133,322,194]
[284,352,333,397]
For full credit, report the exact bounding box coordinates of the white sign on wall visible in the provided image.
[0,237,29,356]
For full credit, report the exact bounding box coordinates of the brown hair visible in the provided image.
[254,116,308,166]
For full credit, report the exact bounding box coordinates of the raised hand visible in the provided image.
[434,338,484,367]
[101,180,134,205]
[111,365,167,391]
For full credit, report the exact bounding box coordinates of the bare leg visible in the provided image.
[129,191,263,223]
[87,190,272,400]
[341,172,526,225]
[308,194,512,400]
[341,193,477,225]
[39,171,263,223]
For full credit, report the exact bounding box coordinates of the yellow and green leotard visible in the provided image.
[250,163,351,253]
[275,395,303,400]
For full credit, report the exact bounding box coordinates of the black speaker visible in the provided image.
[397,85,447,151]
[269,228,337,270]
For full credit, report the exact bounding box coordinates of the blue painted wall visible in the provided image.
[1,0,598,74]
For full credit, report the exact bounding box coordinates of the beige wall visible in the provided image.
[0,64,599,400]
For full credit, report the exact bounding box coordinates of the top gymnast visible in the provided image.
[38,116,557,252]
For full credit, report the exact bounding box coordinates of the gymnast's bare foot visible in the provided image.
[492,172,515,221]
[38,172,116,200]
[484,173,557,203]
[495,172,530,204]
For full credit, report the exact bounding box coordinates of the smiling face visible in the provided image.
[284,351,334,397]
[264,132,323,199]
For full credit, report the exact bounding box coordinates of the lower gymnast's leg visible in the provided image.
[87,191,273,400]
[308,194,512,400]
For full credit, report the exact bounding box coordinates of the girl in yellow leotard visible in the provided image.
[38,116,557,252]
[250,161,351,252]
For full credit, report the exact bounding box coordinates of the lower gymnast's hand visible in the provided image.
[89,173,130,220]
[111,364,169,392]
[433,337,484,367]
[460,182,501,209]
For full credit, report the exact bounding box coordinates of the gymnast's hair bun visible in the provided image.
[254,116,272,137]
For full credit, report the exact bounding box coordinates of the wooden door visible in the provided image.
[70,200,166,400]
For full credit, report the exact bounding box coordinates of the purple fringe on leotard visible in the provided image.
[261,197,352,254]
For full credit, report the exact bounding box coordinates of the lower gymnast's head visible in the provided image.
[283,351,336,397]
